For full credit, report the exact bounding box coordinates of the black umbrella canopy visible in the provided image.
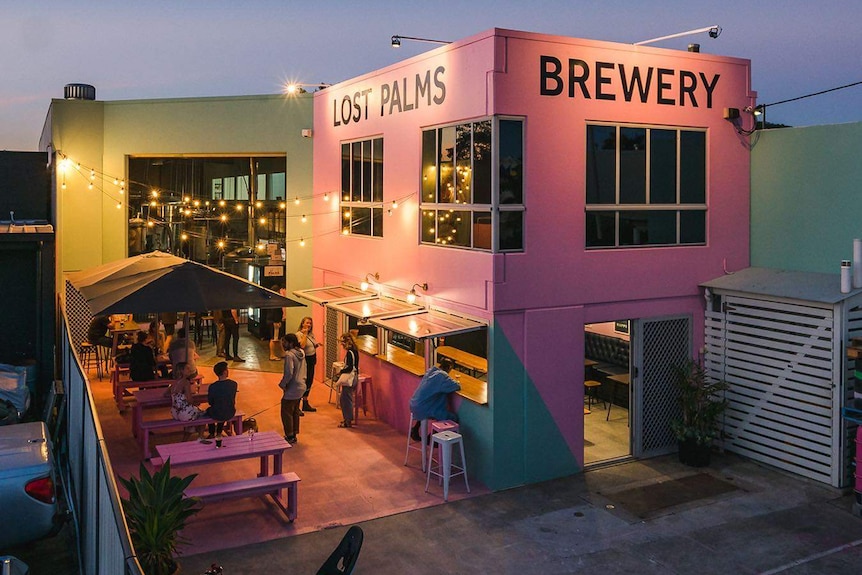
[67,251,304,316]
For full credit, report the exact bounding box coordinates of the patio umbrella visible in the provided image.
[67,251,304,315]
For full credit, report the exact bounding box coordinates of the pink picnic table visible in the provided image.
[129,384,210,438]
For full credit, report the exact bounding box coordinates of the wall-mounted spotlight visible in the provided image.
[406,282,428,304]
[283,82,333,95]
[634,25,721,46]
[360,272,380,292]
[391,35,451,48]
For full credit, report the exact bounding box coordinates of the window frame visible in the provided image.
[420,116,525,252]
[585,122,707,249]
[341,136,384,238]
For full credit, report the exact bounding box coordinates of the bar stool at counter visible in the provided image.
[425,430,470,502]
[405,415,430,472]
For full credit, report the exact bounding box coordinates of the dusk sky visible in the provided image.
[2,0,860,151]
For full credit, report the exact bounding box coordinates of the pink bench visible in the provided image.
[184,472,300,522]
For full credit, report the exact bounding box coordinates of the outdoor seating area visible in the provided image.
[88,331,484,556]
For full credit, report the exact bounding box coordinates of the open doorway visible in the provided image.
[584,320,632,465]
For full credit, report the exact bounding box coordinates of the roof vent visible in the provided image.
[64,83,96,100]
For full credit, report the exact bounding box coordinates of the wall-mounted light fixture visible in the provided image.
[391,35,451,48]
[360,272,380,292]
[406,282,428,304]
[283,82,333,95]
[634,25,721,46]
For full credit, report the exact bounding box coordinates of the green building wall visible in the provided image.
[751,122,862,273]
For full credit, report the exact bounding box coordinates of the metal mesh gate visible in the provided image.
[635,316,691,457]
[325,307,339,382]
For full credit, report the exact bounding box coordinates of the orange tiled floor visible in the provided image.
[91,331,484,555]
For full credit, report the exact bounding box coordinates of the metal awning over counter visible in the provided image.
[327,296,423,321]
[370,308,486,340]
[293,284,372,306]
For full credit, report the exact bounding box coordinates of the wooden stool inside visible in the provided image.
[584,380,604,412]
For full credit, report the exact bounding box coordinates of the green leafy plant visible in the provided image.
[119,460,199,575]
[670,358,730,445]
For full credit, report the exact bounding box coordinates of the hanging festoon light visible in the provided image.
[301,214,307,223]
[299,237,305,247]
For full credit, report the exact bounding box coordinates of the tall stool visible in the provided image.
[425,430,470,502]
[584,380,605,412]
[352,374,374,425]
[79,342,98,376]
[404,416,429,472]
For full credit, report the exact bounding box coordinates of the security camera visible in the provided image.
[708,26,721,39]
[301,129,313,138]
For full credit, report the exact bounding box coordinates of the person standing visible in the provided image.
[296,316,321,413]
[213,309,226,358]
[205,361,238,438]
[167,328,199,377]
[278,333,307,444]
[269,285,285,361]
[221,309,244,362]
[337,332,359,429]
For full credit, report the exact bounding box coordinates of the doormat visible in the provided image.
[603,473,738,519]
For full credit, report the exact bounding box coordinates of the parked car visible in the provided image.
[0,422,60,548]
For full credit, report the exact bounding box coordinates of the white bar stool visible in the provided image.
[404,415,429,472]
[425,430,470,502]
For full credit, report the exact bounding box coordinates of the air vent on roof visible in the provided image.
[64,83,96,100]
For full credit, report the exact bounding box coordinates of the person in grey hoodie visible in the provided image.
[279,333,307,444]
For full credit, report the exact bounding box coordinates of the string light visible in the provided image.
[294,196,300,205]
[301,214,307,223]
[299,237,305,247]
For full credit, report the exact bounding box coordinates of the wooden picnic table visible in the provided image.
[437,346,487,376]
[130,383,210,438]
[154,431,298,520]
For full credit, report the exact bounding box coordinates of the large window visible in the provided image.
[341,137,384,237]
[585,124,706,248]
[421,117,524,251]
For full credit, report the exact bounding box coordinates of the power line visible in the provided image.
[761,80,862,109]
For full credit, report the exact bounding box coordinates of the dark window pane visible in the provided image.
[421,209,437,243]
[473,120,492,204]
[680,131,705,203]
[650,129,676,204]
[619,210,676,245]
[362,140,372,202]
[619,127,646,204]
[439,126,456,203]
[421,130,437,203]
[455,124,472,204]
[499,120,523,205]
[351,142,362,202]
[586,212,615,247]
[473,211,492,250]
[372,138,383,203]
[372,208,383,237]
[351,207,371,236]
[586,125,616,204]
[499,210,523,251]
[341,143,350,200]
[680,210,705,243]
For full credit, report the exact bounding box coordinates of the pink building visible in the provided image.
[301,28,753,490]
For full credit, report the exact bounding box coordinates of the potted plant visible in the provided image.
[670,358,729,467]
[119,460,199,575]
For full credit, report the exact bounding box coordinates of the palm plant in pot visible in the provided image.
[670,358,729,467]
[119,460,199,575]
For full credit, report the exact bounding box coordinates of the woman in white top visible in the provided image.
[296,316,321,413]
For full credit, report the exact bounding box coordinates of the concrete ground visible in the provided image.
[180,451,862,575]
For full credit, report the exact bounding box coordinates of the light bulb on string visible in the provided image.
[89,170,95,180]
[299,238,305,247]
[255,201,262,208]
[219,199,226,207]
[259,217,267,225]
[294,196,300,205]
[235,204,244,212]
[279,202,286,209]
[301,214,307,223]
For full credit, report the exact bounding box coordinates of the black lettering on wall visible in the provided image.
[540,55,563,96]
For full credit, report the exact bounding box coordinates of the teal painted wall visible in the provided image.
[489,314,581,491]
[751,122,862,273]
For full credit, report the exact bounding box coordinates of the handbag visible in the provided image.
[336,370,357,388]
